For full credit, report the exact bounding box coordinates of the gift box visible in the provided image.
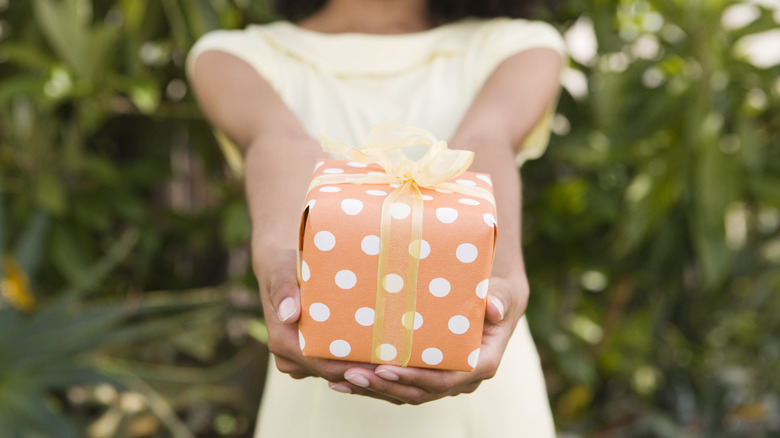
[297,124,497,371]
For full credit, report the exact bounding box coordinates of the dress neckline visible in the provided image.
[247,19,498,78]
[273,19,478,40]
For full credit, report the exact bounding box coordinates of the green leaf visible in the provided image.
[0,43,56,72]
[220,201,251,246]
[247,318,268,344]
[32,0,89,79]
[128,79,161,114]
[49,224,92,284]
[0,77,47,106]
[13,212,49,279]
[33,173,66,216]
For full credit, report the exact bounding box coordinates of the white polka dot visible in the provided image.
[448,315,470,334]
[366,190,387,196]
[484,213,497,227]
[476,174,493,186]
[377,344,397,361]
[361,235,380,255]
[323,168,344,174]
[456,243,479,263]
[456,179,477,186]
[301,261,310,282]
[428,278,451,297]
[422,348,443,366]
[468,348,480,368]
[309,303,330,322]
[319,186,341,193]
[341,199,363,215]
[408,239,430,259]
[401,311,423,330]
[389,183,401,188]
[314,161,324,170]
[347,161,368,168]
[314,231,336,251]
[390,202,411,219]
[355,307,375,326]
[475,279,489,299]
[335,270,357,289]
[458,198,480,206]
[383,274,404,293]
[422,195,434,201]
[305,199,316,210]
[436,207,458,224]
[298,330,305,350]
[330,340,351,358]
[434,188,452,194]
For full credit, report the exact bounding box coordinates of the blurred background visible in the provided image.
[1,0,779,437]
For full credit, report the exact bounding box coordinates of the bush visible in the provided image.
[1,0,778,436]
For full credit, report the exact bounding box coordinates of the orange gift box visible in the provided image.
[297,125,497,371]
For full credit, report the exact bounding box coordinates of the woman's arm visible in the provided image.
[190,51,378,384]
[336,47,564,403]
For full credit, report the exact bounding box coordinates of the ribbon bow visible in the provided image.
[306,123,494,367]
[320,124,475,187]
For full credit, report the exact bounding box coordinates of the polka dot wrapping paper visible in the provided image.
[298,158,497,371]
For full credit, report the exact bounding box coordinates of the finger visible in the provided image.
[486,295,505,323]
[266,252,301,324]
[484,277,527,324]
[341,368,435,405]
[372,365,469,395]
[327,381,406,404]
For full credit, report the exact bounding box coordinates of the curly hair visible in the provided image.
[271,0,547,23]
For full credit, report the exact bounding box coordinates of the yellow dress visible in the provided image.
[188,18,567,437]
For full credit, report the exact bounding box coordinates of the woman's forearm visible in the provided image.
[449,130,526,285]
[244,133,325,256]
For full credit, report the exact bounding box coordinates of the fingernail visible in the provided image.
[345,373,369,388]
[328,382,352,394]
[375,369,399,381]
[278,297,297,323]
[490,296,505,321]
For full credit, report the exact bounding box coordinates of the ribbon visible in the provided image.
[307,123,495,366]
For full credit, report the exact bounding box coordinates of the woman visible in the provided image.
[187,0,566,436]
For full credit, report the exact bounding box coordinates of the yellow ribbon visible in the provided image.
[308,123,495,366]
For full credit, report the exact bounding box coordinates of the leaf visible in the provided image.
[0,43,57,71]
[49,224,92,284]
[0,77,47,106]
[32,0,89,79]
[128,79,161,114]
[31,228,139,325]
[246,318,268,344]
[220,201,251,246]
[33,173,66,216]
[690,113,739,288]
[0,391,78,438]
[13,212,48,279]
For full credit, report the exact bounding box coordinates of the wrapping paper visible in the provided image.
[297,125,497,371]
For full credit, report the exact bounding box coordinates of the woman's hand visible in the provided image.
[255,247,377,382]
[330,275,529,404]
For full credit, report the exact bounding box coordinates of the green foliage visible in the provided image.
[1,0,779,437]
[525,0,780,435]
[1,0,266,436]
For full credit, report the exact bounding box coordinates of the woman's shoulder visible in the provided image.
[186,24,288,85]
[465,18,567,56]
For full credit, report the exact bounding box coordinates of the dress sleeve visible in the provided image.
[186,29,282,178]
[477,19,568,166]
[186,29,280,88]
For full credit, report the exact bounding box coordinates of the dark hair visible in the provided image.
[272,0,547,23]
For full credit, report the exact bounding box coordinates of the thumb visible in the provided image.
[266,251,302,324]
[486,295,506,324]
[484,277,528,324]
